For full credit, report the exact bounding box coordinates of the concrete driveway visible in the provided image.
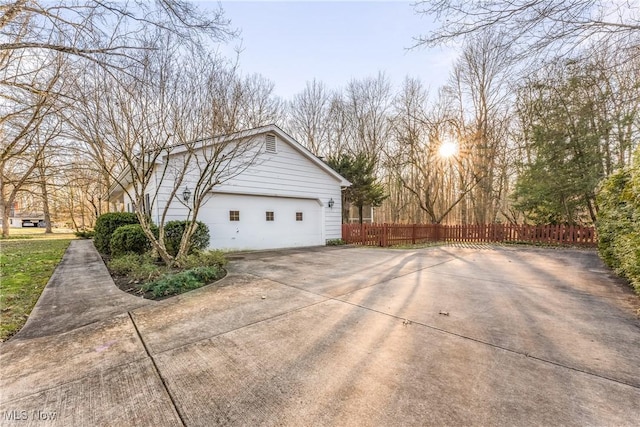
[1,243,639,426]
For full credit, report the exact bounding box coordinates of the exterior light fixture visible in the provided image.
[182,187,191,203]
[328,198,334,208]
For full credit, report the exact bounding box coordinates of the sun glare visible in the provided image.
[438,141,458,158]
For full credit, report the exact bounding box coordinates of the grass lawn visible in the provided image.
[0,231,74,341]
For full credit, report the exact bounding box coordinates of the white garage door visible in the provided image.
[200,193,324,250]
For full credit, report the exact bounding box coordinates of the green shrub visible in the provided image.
[108,253,165,281]
[189,266,224,283]
[164,220,210,256]
[94,212,139,254]
[614,232,640,291]
[75,230,95,239]
[108,253,141,275]
[181,250,227,269]
[110,224,158,256]
[326,238,346,246]
[596,147,640,294]
[141,265,224,297]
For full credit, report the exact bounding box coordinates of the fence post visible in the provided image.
[569,224,575,244]
[381,223,388,247]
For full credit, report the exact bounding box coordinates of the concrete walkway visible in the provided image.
[13,240,153,339]
[1,243,638,426]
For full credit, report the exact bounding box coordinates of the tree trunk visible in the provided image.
[586,195,597,224]
[2,203,10,238]
[39,168,53,233]
[342,194,350,224]
[137,211,175,267]
[69,188,79,231]
[1,180,13,238]
[358,204,363,224]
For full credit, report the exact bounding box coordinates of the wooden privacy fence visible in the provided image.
[342,223,597,247]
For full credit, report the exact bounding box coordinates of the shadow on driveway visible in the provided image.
[1,243,638,426]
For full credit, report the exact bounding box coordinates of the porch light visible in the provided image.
[182,187,191,203]
[328,198,334,208]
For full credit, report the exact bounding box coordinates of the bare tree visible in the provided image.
[1,1,234,68]
[443,32,514,223]
[238,74,284,129]
[192,65,284,135]
[324,93,352,159]
[387,78,479,224]
[287,79,332,156]
[1,1,237,235]
[588,44,640,171]
[68,46,279,265]
[0,49,65,236]
[414,0,640,59]
[343,72,392,161]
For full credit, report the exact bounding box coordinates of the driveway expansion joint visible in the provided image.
[0,355,153,406]
[128,312,186,427]
[139,297,331,356]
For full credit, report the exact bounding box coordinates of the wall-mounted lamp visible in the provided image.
[328,198,334,209]
[182,187,191,203]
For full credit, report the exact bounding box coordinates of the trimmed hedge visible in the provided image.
[596,148,640,294]
[110,224,158,256]
[94,212,139,254]
[164,220,210,256]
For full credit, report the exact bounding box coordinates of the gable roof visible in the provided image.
[255,124,351,187]
[108,124,351,198]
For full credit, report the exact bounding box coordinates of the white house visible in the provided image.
[108,125,350,251]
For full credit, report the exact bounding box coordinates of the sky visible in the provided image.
[209,1,458,100]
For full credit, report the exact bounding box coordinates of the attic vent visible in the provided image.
[265,134,277,153]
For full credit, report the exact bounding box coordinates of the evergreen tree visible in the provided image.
[513,63,606,225]
[327,153,387,224]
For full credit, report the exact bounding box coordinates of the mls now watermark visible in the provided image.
[2,410,57,422]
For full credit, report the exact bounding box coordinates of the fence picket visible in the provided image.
[341,223,597,247]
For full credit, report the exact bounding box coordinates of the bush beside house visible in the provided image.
[110,224,158,256]
[93,213,225,299]
[164,220,210,256]
[94,212,139,254]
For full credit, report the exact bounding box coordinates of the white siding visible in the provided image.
[212,135,343,240]
[152,130,345,249]
[121,178,158,217]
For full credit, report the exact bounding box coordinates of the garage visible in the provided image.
[110,125,349,250]
[200,193,324,250]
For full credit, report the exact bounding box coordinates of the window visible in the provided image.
[296,212,303,221]
[229,210,240,221]
[266,211,274,221]
[265,134,277,153]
